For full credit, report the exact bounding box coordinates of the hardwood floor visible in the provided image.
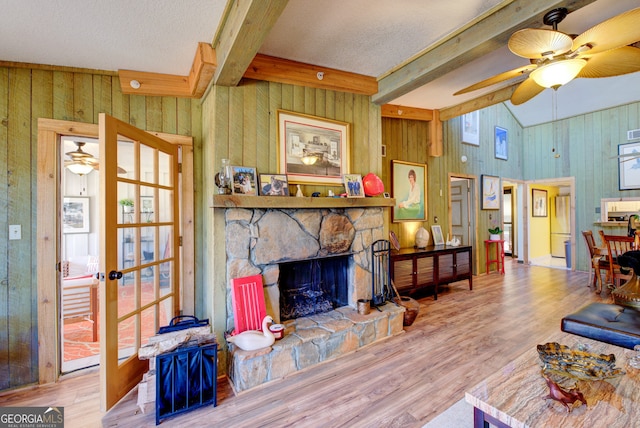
[0,260,612,427]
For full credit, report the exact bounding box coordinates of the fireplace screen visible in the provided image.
[279,256,349,321]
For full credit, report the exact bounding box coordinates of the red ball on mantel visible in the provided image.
[362,173,384,196]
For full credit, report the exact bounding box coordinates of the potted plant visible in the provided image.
[119,198,134,213]
[488,226,503,241]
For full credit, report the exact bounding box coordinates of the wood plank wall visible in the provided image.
[523,102,640,268]
[0,66,200,391]
[201,79,382,373]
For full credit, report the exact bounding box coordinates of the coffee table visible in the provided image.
[466,331,639,428]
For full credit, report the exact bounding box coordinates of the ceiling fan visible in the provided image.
[454,6,640,105]
[65,141,126,175]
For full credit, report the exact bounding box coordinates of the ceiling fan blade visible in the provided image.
[510,77,545,105]
[577,46,640,78]
[508,29,572,59]
[91,163,127,174]
[454,65,535,95]
[572,7,640,56]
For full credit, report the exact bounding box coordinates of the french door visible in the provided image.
[99,113,180,410]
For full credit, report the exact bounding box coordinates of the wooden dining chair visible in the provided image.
[600,231,635,289]
[582,230,609,291]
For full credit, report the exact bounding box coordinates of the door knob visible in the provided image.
[108,270,123,280]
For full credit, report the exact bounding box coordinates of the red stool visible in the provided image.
[485,239,505,275]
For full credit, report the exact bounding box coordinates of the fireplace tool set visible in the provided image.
[371,239,394,309]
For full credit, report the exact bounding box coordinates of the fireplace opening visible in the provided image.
[278,255,350,321]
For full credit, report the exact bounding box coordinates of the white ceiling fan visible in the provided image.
[64,141,126,175]
[454,6,640,105]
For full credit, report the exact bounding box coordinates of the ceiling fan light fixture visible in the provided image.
[530,58,587,89]
[66,162,94,176]
[301,155,318,165]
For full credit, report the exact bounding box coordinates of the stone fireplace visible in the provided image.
[218,199,404,393]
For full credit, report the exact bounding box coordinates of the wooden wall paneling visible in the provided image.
[0,67,9,390]
[73,73,93,123]
[255,80,270,174]
[92,75,112,122]
[145,97,162,132]
[267,82,281,173]
[304,87,315,115]
[162,97,177,135]
[8,68,35,386]
[129,94,146,130]
[292,85,304,112]
[242,81,258,167]
[228,86,244,164]
[111,77,130,123]
[52,71,74,121]
[315,88,326,119]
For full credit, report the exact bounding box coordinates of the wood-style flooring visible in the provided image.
[0,260,613,427]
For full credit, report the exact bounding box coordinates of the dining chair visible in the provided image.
[582,230,609,291]
[600,231,635,289]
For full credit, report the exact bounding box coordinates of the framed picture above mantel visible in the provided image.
[277,110,350,185]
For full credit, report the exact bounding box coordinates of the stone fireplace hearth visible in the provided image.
[215,197,404,393]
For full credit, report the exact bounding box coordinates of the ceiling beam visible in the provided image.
[245,54,377,95]
[439,85,518,121]
[212,0,289,87]
[373,0,598,105]
[381,104,434,121]
[119,42,216,98]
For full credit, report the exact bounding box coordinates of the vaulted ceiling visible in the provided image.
[1,0,638,127]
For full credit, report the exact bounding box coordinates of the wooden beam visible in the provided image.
[213,0,289,86]
[439,84,518,121]
[381,104,433,121]
[373,0,598,105]
[244,54,377,95]
[429,109,443,157]
[119,42,216,98]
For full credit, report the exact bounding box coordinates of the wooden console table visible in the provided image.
[466,330,639,427]
[390,245,472,300]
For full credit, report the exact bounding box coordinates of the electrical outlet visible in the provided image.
[9,225,21,240]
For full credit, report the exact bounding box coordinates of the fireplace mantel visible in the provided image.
[212,195,395,209]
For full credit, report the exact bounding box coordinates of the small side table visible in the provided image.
[485,239,505,275]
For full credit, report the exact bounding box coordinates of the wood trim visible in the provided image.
[429,109,443,157]
[381,104,434,121]
[212,195,395,209]
[245,54,378,95]
[36,118,194,387]
[0,60,116,76]
[440,84,518,121]
[119,43,216,98]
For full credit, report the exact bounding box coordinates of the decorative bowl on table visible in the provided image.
[537,342,625,381]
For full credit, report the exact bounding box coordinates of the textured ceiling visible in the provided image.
[0,0,638,127]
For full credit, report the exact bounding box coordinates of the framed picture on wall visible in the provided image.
[277,110,350,185]
[495,126,508,160]
[532,189,548,217]
[461,111,479,146]
[391,160,427,222]
[618,142,640,190]
[481,175,500,210]
[63,196,90,233]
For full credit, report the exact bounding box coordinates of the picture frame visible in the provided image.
[342,174,364,198]
[481,175,500,210]
[231,166,258,195]
[495,126,508,160]
[277,110,350,185]
[532,189,548,217]
[461,111,479,146]
[431,225,445,246]
[618,142,640,190]
[391,160,427,222]
[258,174,290,196]
[63,196,90,233]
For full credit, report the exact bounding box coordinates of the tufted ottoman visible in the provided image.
[561,302,640,350]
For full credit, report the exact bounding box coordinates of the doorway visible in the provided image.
[37,118,195,398]
[449,174,477,274]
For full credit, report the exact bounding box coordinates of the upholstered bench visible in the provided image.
[561,302,640,350]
